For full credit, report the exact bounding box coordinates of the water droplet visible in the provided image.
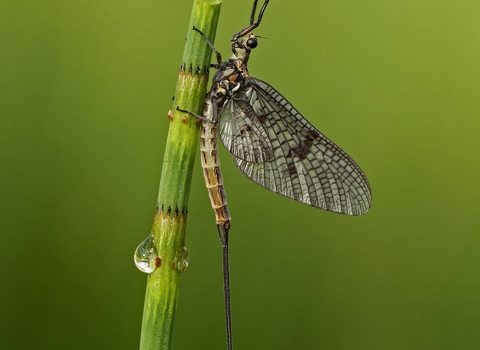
[176,246,189,271]
[134,234,160,274]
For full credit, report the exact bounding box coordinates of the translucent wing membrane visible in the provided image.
[231,77,372,215]
[218,98,274,162]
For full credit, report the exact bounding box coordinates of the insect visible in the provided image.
[177,0,371,348]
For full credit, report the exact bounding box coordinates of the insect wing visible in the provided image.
[218,97,274,163]
[232,77,372,215]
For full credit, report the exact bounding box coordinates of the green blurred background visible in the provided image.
[1,0,479,349]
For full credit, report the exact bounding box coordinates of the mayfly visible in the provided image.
[177,0,371,348]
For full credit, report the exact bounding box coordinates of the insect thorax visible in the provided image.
[212,58,249,100]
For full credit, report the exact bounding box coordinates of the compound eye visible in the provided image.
[246,37,258,49]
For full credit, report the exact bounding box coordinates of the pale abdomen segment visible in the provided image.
[200,122,231,225]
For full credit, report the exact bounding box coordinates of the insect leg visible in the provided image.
[192,26,222,66]
[176,106,211,123]
[176,94,219,124]
[249,0,259,25]
[231,0,270,41]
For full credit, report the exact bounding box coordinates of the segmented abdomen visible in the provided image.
[200,120,231,225]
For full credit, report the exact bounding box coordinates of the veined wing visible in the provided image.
[232,77,372,215]
[218,97,274,163]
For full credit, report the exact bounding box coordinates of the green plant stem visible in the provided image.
[139,1,222,349]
